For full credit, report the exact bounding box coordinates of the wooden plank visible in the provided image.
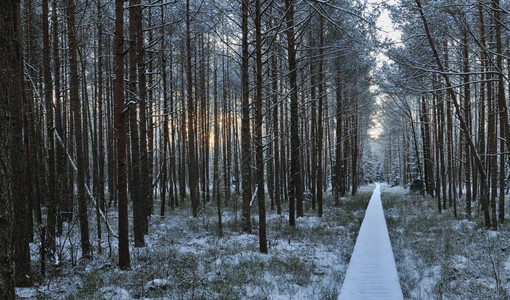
[339,183,403,300]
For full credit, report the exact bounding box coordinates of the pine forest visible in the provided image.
[2,0,510,299]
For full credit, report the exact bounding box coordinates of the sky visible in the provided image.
[367,0,402,64]
[372,0,401,44]
[366,0,401,141]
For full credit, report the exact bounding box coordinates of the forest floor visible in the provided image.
[384,185,510,299]
[15,184,510,299]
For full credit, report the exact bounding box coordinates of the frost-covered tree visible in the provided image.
[381,0,510,227]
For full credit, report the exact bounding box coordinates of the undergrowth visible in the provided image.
[26,187,373,299]
[383,186,510,300]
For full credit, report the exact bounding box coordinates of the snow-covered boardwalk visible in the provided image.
[339,183,403,300]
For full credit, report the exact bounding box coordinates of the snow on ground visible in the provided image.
[16,189,374,299]
[383,184,510,299]
[339,183,403,299]
[16,183,510,299]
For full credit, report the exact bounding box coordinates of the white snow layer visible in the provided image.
[338,183,403,299]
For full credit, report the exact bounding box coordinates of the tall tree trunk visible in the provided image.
[485,7,498,228]
[115,0,130,269]
[317,15,324,217]
[179,54,186,204]
[462,32,472,218]
[42,0,57,262]
[335,65,343,206]
[96,0,106,254]
[410,114,424,196]
[1,0,22,295]
[129,0,145,247]
[107,62,118,210]
[23,0,39,244]
[136,0,150,232]
[342,111,349,197]
[241,0,252,232]
[146,6,155,218]
[92,44,102,254]
[271,31,281,215]
[309,25,317,212]
[221,53,231,206]
[266,14,275,212]
[199,36,210,208]
[186,0,200,218]
[213,54,223,237]
[169,49,178,208]
[67,0,91,259]
[15,0,34,284]
[160,4,168,216]
[443,41,454,210]
[488,70,497,228]
[53,0,68,234]
[280,82,289,205]
[352,111,359,195]
[420,94,434,197]
[285,0,302,226]
[499,120,505,225]
[254,0,267,253]
[437,92,447,210]
[432,86,442,212]
[493,0,507,225]
[477,0,488,224]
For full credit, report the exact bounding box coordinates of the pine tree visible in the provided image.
[241,0,252,233]
[0,0,21,296]
[67,0,92,259]
[115,0,130,270]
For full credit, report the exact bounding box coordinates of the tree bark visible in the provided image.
[186,0,200,218]
[135,0,150,232]
[432,81,442,212]
[335,65,343,206]
[462,32,472,218]
[53,0,69,234]
[285,0,302,226]
[241,0,252,233]
[493,0,507,225]
[0,0,21,296]
[67,0,92,259]
[213,54,223,237]
[43,0,57,260]
[420,94,434,196]
[271,26,281,215]
[96,0,106,254]
[115,0,130,269]
[160,4,168,216]
[310,27,317,212]
[254,0,267,253]
[317,15,324,216]
[129,0,145,247]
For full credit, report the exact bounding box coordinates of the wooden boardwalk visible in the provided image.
[339,183,403,300]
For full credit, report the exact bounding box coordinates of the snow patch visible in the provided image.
[145,278,171,290]
[15,287,39,299]
[450,255,468,272]
[97,286,132,300]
